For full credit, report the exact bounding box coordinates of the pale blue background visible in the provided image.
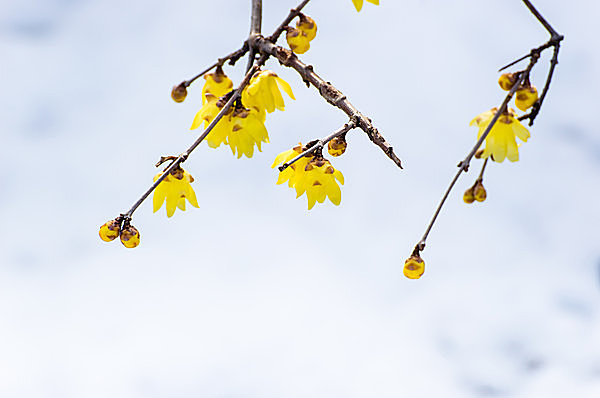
[1,0,599,397]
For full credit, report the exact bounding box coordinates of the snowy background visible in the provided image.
[1,0,600,397]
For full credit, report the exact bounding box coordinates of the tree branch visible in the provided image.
[251,36,403,169]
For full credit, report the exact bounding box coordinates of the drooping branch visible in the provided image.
[122,55,270,219]
[251,36,403,169]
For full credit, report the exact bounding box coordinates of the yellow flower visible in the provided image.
[190,93,233,148]
[470,107,530,163]
[228,107,270,158]
[242,70,295,114]
[286,27,311,54]
[327,135,347,157]
[297,14,317,41]
[272,147,344,210]
[498,73,518,91]
[153,167,199,217]
[352,0,379,12]
[201,66,233,104]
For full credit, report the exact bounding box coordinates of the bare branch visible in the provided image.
[179,44,249,89]
[252,36,403,169]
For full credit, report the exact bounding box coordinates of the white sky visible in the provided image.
[1,0,600,397]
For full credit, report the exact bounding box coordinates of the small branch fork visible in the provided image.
[409,0,562,258]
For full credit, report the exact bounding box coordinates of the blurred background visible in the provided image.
[1,0,599,397]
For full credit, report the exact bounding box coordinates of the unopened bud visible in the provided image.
[474,181,487,202]
[327,136,347,157]
[297,14,317,41]
[171,83,188,103]
[286,27,310,54]
[120,224,140,248]
[498,73,518,91]
[515,85,538,111]
[403,255,425,279]
[463,187,475,204]
[99,219,121,242]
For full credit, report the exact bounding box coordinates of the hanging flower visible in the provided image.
[201,66,233,104]
[242,70,295,114]
[272,146,344,210]
[228,107,270,158]
[153,167,199,217]
[190,93,233,148]
[297,14,317,41]
[352,0,379,12]
[286,27,311,54]
[470,107,530,163]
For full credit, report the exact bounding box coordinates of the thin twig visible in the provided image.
[246,0,263,73]
[476,158,489,182]
[413,56,538,253]
[278,119,357,172]
[251,36,403,169]
[268,0,311,43]
[522,0,560,38]
[182,44,249,88]
[124,55,270,218]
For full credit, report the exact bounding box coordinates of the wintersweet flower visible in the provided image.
[404,255,425,279]
[242,70,295,114]
[201,66,233,104]
[272,147,344,210]
[470,107,530,163]
[228,107,270,158]
[153,167,199,217]
[352,0,379,12]
[190,93,233,148]
[120,224,140,248]
[99,219,120,242]
[515,85,539,111]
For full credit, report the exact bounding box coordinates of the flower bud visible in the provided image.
[327,136,347,157]
[171,83,188,103]
[498,73,518,91]
[120,224,140,248]
[463,187,475,204]
[474,181,487,202]
[99,219,121,242]
[297,14,317,41]
[286,27,310,54]
[515,85,538,111]
[404,255,425,279]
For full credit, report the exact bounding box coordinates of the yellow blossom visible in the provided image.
[228,107,270,158]
[470,107,530,163]
[327,135,347,157]
[272,147,344,210]
[473,181,487,202]
[153,167,199,217]
[498,73,518,91]
[190,93,233,148]
[242,70,295,114]
[201,66,233,104]
[286,27,311,54]
[352,0,379,12]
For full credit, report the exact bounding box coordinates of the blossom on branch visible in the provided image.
[470,107,530,163]
[242,70,295,114]
[153,167,199,217]
[201,66,233,104]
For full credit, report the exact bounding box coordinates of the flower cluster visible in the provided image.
[153,166,199,217]
[99,217,140,248]
[498,72,539,112]
[352,0,379,12]
[191,69,294,158]
[470,107,530,163]
[463,180,487,204]
[285,14,317,54]
[272,144,344,210]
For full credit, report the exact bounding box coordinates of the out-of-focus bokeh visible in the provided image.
[1,0,599,397]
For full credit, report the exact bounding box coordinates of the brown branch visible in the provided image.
[251,36,403,169]
[180,44,249,89]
